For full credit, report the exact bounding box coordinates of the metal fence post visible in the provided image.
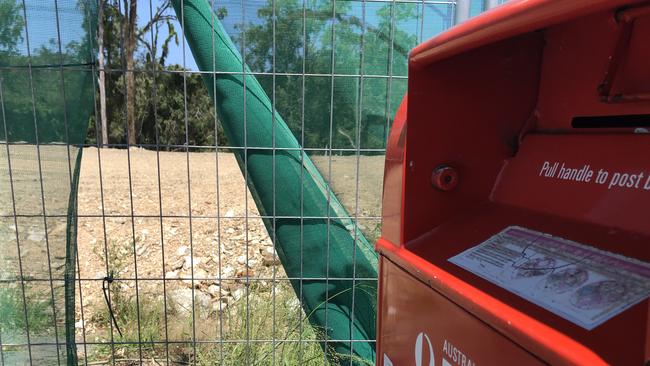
[485,0,501,10]
[455,0,471,24]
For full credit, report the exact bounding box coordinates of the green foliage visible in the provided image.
[1,63,94,143]
[0,287,53,336]
[86,236,338,365]
[0,0,24,60]
[88,62,226,148]
[239,0,417,150]
[87,278,334,365]
[88,0,417,150]
[88,1,227,148]
[89,237,165,360]
[0,1,96,144]
[91,282,165,356]
[197,282,331,366]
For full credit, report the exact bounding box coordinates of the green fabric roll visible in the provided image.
[171,0,378,364]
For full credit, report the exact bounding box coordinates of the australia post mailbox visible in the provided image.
[376,0,650,365]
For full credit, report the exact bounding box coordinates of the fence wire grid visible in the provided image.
[0,0,500,365]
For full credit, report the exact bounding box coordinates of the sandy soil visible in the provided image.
[74,147,384,337]
[0,145,384,363]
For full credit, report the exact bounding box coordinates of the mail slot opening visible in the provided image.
[571,114,650,128]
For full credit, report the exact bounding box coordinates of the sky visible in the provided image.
[18,0,479,71]
[137,0,199,70]
[137,0,464,72]
[135,0,283,70]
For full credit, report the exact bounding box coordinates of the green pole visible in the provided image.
[171,1,378,364]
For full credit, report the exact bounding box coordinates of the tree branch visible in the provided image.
[137,0,174,38]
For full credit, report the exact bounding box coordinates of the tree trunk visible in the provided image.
[98,0,108,146]
[124,0,137,145]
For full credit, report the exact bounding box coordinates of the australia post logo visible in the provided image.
[384,332,475,366]
[415,332,435,366]
[383,332,434,366]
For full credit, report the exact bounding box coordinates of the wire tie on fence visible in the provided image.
[102,274,123,337]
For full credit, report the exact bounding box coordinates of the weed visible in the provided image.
[86,238,367,365]
[0,286,54,337]
[194,281,331,366]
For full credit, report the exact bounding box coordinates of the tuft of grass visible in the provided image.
[88,238,166,363]
[90,283,165,360]
[0,287,53,337]
[86,280,337,365]
[86,238,372,365]
[195,281,332,366]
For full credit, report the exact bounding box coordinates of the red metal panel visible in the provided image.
[378,0,650,364]
[377,237,626,365]
[403,31,544,243]
[378,257,544,366]
[492,135,650,236]
[378,204,649,364]
[536,10,650,130]
[409,0,648,68]
[380,96,408,246]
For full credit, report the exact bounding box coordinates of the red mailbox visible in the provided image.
[376,0,650,365]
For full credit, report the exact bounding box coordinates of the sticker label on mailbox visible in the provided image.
[449,226,650,330]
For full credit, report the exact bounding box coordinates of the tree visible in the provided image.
[98,0,108,146]
[135,64,222,148]
[87,1,225,150]
[122,0,138,145]
[1,0,98,144]
[98,0,174,145]
[0,0,25,64]
[240,0,417,151]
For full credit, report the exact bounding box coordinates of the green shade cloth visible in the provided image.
[0,0,97,365]
[172,0,378,364]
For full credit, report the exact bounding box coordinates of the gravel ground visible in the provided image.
[0,145,384,363]
[74,147,384,345]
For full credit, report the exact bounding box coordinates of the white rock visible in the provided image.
[236,255,246,265]
[183,255,200,269]
[170,257,184,270]
[207,284,220,297]
[212,302,225,312]
[226,228,235,234]
[176,245,188,256]
[222,266,234,277]
[181,273,194,286]
[286,297,301,310]
[247,259,259,268]
[224,209,235,218]
[232,288,245,301]
[136,244,147,256]
[165,271,178,279]
[168,289,212,318]
[261,247,279,266]
[27,230,45,242]
[194,268,209,281]
[75,320,85,329]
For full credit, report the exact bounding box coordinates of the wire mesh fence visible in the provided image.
[0,0,498,364]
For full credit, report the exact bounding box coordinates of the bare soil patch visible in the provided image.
[73,147,383,363]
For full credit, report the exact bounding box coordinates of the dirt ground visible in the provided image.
[74,148,384,348]
[0,145,384,363]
